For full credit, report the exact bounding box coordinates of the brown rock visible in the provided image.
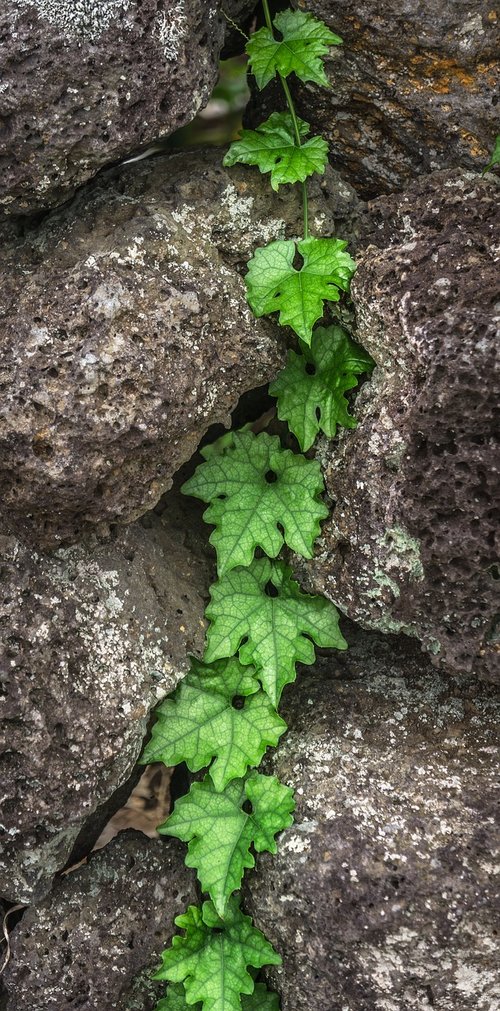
[245,628,500,1011]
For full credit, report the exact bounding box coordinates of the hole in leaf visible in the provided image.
[264,580,279,598]
[315,406,321,420]
[212,927,224,935]
[305,362,316,376]
[232,696,245,710]
[265,469,278,483]
[242,799,253,815]
[273,290,281,299]
[292,248,304,271]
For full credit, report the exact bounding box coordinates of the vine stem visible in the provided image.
[261,0,309,239]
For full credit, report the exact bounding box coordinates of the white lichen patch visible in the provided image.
[153,1,187,61]
[15,0,133,43]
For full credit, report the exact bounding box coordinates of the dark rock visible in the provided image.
[289,0,498,197]
[2,831,197,1011]
[298,169,499,682]
[0,0,252,215]
[0,149,350,548]
[0,491,212,903]
[245,628,500,1011]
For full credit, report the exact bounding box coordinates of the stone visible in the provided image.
[2,831,197,1010]
[289,0,498,197]
[0,489,212,903]
[0,0,253,216]
[245,627,500,1011]
[297,169,499,682]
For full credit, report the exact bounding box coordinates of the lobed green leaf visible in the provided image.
[247,9,342,90]
[223,112,328,191]
[156,982,280,1011]
[269,325,374,450]
[245,237,356,345]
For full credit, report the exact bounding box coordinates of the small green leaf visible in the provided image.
[204,556,347,705]
[269,325,374,451]
[223,112,328,191]
[182,430,328,575]
[483,134,500,175]
[245,237,356,345]
[154,897,281,1011]
[156,982,280,1011]
[141,656,286,793]
[247,9,342,90]
[160,772,294,916]
[200,424,252,461]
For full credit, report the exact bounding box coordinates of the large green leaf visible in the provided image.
[269,325,374,451]
[141,656,286,793]
[182,430,328,575]
[160,772,294,916]
[245,237,356,345]
[156,982,279,1011]
[247,9,342,90]
[223,112,328,191]
[154,897,281,1011]
[204,556,347,705]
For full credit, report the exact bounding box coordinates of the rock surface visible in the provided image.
[298,169,499,682]
[0,150,359,549]
[2,831,197,1011]
[0,0,252,215]
[245,627,500,1011]
[290,0,498,197]
[0,490,212,903]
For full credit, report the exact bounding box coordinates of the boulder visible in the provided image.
[0,490,212,903]
[290,0,498,196]
[2,831,197,1011]
[0,0,253,215]
[245,627,500,1011]
[298,169,499,682]
[0,150,359,550]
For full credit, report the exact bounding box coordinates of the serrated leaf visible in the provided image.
[204,556,347,705]
[182,430,328,575]
[269,325,374,451]
[156,982,280,1011]
[223,112,328,191]
[245,237,356,345]
[141,656,286,793]
[154,897,281,1011]
[247,9,342,90]
[160,772,294,916]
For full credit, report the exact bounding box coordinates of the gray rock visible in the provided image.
[2,831,197,1011]
[289,0,498,197]
[245,628,500,1011]
[298,169,499,682]
[0,0,253,215]
[0,492,212,903]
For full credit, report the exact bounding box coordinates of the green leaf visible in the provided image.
[160,772,294,916]
[200,424,252,461]
[247,9,342,90]
[269,325,374,451]
[141,656,286,793]
[245,237,356,345]
[153,896,281,1011]
[156,982,280,1011]
[483,134,500,174]
[182,430,328,575]
[223,112,328,191]
[204,556,347,705]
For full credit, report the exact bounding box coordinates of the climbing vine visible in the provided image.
[144,5,372,1009]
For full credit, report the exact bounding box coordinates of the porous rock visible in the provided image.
[0,149,354,549]
[0,491,212,903]
[2,831,197,1011]
[0,0,253,215]
[245,627,500,1011]
[298,169,499,681]
[290,0,498,197]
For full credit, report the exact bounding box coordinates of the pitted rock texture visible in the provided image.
[2,832,197,1011]
[289,0,498,197]
[245,628,500,1011]
[0,0,253,215]
[298,169,499,682]
[0,491,212,903]
[0,150,357,549]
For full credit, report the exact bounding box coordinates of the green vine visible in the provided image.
[144,5,373,1009]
